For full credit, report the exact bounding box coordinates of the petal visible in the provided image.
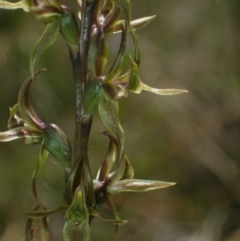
[18,70,46,130]
[104,22,127,85]
[107,179,176,194]
[0,0,22,9]
[7,104,24,129]
[141,82,188,95]
[108,16,156,34]
[0,127,42,142]
[98,92,124,163]
[43,124,72,168]
[96,132,118,181]
[130,15,156,31]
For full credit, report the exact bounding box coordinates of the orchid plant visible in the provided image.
[0,0,187,240]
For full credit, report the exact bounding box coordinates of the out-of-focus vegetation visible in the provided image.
[0,0,240,240]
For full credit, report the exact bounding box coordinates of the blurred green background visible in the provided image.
[0,0,240,240]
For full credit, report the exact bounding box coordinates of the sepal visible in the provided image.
[43,124,72,168]
[107,179,176,194]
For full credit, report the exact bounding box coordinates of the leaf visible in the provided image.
[30,18,60,81]
[94,40,109,76]
[43,124,72,168]
[87,27,104,72]
[83,79,103,114]
[107,179,176,194]
[60,7,79,47]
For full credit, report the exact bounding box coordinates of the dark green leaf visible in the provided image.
[60,7,79,47]
[43,124,72,168]
[83,79,103,114]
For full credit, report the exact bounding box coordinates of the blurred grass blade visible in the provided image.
[107,179,176,194]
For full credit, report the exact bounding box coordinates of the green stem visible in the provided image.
[68,47,84,165]
[79,0,98,82]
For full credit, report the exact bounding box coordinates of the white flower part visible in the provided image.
[106,179,176,194]
[0,0,23,9]
[141,82,188,95]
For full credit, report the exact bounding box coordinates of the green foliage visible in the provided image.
[0,0,187,240]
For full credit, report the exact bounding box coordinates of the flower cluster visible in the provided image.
[0,0,187,240]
